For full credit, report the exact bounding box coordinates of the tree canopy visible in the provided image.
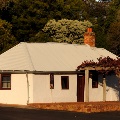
[5,0,88,42]
[0,19,17,53]
[0,0,11,9]
[43,19,92,44]
[0,0,119,55]
[106,1,120,55]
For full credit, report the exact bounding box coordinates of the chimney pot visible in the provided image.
[87,28,92,32]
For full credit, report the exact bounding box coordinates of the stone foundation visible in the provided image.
[28,102,120,113]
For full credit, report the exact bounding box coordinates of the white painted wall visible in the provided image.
[33,73,120,103]
[33,74,77,103]
[0,73,119,105]
[89,74,120,102]
[0,74,33,105]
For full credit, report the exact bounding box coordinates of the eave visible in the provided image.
[0,70,84,74]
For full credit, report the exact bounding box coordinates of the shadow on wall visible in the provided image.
[98,73,120,101]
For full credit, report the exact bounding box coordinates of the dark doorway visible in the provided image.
[77,74,85,102]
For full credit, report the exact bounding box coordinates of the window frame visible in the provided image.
[61,76,69,89]
[0,74,11,90]
[92,71,98,88]
[50,73,54,89]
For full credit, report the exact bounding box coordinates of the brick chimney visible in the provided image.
[84,28,95,47]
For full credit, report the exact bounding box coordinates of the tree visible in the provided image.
[105,0,120,55]
[84,0,120,54]
[8,0,49,42]
[82,0,110,49]
[0,0,11,9]
[6,0,89,42]
[0,19,17,53]
[107,22,120,55]
[1,0,119,54]
[42,19,92,44]
[29,31,53,43]
[45,0,87,20]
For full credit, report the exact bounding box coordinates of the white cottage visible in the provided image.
[0,29,119,105]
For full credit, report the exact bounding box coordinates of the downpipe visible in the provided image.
[26,72,29,104]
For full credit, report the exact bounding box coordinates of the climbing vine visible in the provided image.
[77,56,120,77]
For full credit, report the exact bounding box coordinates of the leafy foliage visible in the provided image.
[43,19,92,44]
[0,0,119,55]
[5,0,88,42]
[77,56,120,77]
[82,0,111,49]
[105,0,120,55]
[0,19,17,53]
[106,0,120,55]
[10,0,49,42]
[29,31,53,43]
[0,0,11,9]
[107,21,120,55]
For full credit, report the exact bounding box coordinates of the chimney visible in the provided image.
[84,28,95,47]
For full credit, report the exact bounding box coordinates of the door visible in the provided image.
[77,74,85,102]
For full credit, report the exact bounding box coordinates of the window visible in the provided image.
[0,74,11,90]
[50,73,54,89]
[92,71,98,88]
[61,76,69,89]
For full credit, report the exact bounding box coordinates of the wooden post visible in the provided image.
[85,69,89,102]
[103,77,106,102]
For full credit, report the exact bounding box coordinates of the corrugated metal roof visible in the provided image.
[0,42,117,71]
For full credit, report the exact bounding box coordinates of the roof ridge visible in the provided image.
[24,43,35,71]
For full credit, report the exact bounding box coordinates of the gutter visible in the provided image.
[0,70,84,74]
